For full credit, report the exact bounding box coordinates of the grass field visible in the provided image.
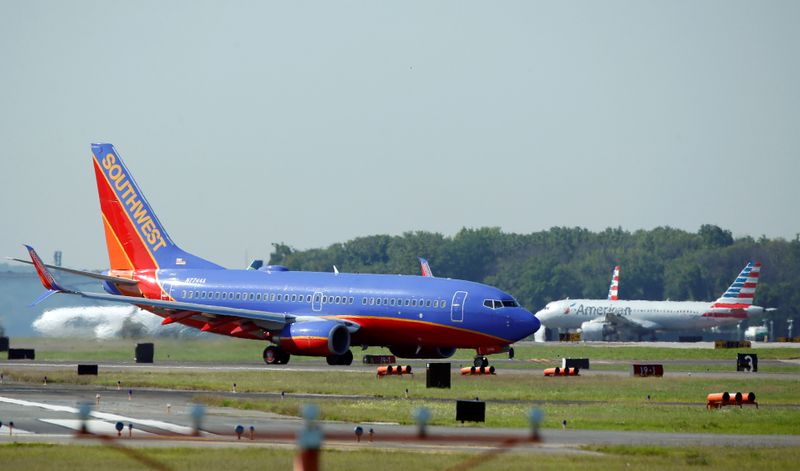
[10,337,800,363]
[1,443,799,471]
[3,337,799,434]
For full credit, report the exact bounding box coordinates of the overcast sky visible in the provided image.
[1,1,798,269]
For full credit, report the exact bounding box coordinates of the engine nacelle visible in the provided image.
[389,346,457,359]
[276,320,350,356]
[579,320,609,341]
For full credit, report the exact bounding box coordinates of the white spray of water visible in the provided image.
[32,305,192,339]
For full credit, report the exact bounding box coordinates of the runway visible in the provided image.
[1,382,798,452]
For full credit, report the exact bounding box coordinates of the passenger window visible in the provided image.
[222,292,227,300]
[426,300,432,307]
[376,298,382,305]
[412,300,417,307]
[441,300,447,308]
[349,297,354,304]
[181,290,187,298]
[215,292,220,299]
[362,297,367,305]
[389,299,395,306]
[369,298,375,305]
[235,293,240,300]
[256,294,261,301]
[434,300,439,308]
[277,294,283,301]
[249,293,255,301]
[291,294,296,302]
[405,299,410,306]
[306,295,312,302]
[335,296,341,304]
[270,293,275,301]
[383,298,388,305]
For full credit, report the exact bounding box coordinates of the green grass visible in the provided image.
[197,394,799,435]
[10,337,800,363]
[1,443,799,471]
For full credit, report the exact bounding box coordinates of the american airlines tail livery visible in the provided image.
[536,263,773,340]
[17,144,539,365]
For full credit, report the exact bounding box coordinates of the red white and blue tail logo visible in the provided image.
[713,262,761,308]
[607,265,620,301]
[419,257,434,278]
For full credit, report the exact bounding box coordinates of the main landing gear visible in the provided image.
[263,346,290,365]
[473,355,490,368]
[326,350,353,366]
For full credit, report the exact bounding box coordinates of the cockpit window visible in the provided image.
[483,299,494,309]
[501,299,518,308]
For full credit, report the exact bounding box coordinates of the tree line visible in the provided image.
[268,225,799,324]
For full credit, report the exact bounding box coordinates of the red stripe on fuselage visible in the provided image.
[332,315,509,348]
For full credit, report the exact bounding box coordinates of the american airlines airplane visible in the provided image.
[535,263,772,341]
[16,143,539,366]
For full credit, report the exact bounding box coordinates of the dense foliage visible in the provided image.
[268,225,799,322]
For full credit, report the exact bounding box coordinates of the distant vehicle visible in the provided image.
[17,143,539,365]
[744,325,769,342]
[536,263,774,341]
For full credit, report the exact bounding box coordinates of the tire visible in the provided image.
[278,350,291,365]
[340,350,353,366]
[326,355,338,365]
[473,356,489,368]
[264,346,279,365]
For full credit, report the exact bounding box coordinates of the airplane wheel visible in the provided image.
[340,350,353,366]
[263,346,281,365]
[326,355,338,366]
[473,356,489,368]
[278,350,291,365]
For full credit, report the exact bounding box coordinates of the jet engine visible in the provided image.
[275,320,351,356]
[389,346,457,359]
[580,320,611,341]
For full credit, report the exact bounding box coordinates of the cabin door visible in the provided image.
[312,291,323,312]
[451,291,467,322]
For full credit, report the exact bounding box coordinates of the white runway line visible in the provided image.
[0,396,211,436]
[40,419,155,436]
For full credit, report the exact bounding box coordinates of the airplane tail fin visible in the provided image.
[419,257,434,277]
[607,265,620,300]
[713,262,761,307]
[91,143,222,271]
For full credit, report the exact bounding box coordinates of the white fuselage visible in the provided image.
[535,298,754,332]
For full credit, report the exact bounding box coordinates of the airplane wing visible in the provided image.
[72,290,293,331]
[9,256,138,285]
[19,244,363,335]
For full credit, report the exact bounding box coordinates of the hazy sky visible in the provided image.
[1,1,798,269]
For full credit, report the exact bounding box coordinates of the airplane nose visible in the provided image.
[521,308,541,335]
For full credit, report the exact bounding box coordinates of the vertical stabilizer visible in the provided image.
[91,143,222,271]
[713,262,761,307]
[607,265,620,300]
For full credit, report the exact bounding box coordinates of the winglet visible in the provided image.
[23,245,64,292]
[419,257,434,278]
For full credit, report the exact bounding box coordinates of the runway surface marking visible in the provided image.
[0,395,207,436]
[40,419,156,436]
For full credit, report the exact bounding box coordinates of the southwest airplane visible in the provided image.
[535,263,772,340]
[17,143,540,365]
